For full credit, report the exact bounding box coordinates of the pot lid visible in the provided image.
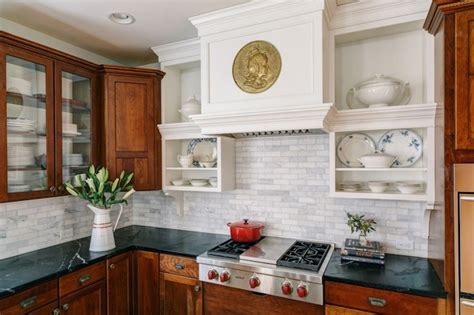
[360,150,395,158]
[228,218,264,228]
[353,74,406,89]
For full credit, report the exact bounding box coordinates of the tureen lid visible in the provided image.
[182,95,200,107]
[353,74,406,89]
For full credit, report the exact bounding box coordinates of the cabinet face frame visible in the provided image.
[53,61,98,195]
[0,44,56,202]
[159,272,202,315]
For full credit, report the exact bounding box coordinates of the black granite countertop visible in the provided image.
[0,225,228,299]
[324,250,446,299]
[0,228,446,301]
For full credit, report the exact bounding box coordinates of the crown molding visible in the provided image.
[158,122,204,140]
[151,37,200,66]
[424,0,474,34]
[189,0,325,37]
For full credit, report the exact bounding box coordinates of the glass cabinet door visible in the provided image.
[3,51,55,198]
[55,64,95,192]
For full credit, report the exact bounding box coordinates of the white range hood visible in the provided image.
[188,0,332,135]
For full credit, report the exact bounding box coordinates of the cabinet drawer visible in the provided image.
[59,262,105,297]
[160,254,198,278]
[0,279,57,314]
[325,282,439,314]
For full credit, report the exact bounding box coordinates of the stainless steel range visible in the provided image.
[197,237,334,305]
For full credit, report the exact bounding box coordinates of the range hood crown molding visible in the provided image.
[190,104,335,135]
[189,0,325,37]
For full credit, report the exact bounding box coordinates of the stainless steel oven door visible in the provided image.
[461,298,474,315]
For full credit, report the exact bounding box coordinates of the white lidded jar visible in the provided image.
[179,95,201,122]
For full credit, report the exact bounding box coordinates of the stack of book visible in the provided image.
[340,238,385,265]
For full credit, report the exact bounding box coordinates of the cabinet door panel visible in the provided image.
[134,251,159,315]
[455,11,474,150]
[0,46,55,201]
[54,62,98,193]
[160,273,202,315]
[60,280,106,315]
[27,301,59,315]
[107,252,132,315]
[103,73,158,190]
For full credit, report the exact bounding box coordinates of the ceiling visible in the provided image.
[0,0,249,66]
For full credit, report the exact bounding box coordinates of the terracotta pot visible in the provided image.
[227,219,264,243]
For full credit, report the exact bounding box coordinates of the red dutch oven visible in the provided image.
[227,219,264,243]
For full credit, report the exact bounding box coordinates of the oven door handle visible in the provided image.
[462,300,474,308]
[460,196,474,202]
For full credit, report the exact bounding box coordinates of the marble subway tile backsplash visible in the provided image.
[0,196,132,260]
[133,134,429,257]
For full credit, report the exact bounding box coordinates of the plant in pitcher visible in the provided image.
[65,165,135,252]
[346,212,376,246]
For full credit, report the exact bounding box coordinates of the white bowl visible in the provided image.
[396,182,420,194]
[359,151,397,168]
[209,177,217,187]
[171,179,190,186]
[190,179,209,187]
[368,181,390,193]
[199,161,216,168]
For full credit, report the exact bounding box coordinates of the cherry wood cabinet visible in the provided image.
[59,280,107,315]
[160,254,202,315]
[325,281,442,315]
[100,66,164,191]
[106,252,133,315]
[325,304,376,315]
[0,280,57,315]
[0,32,100,203]
[134,250,160,315]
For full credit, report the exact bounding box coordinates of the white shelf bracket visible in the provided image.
[163,190,184,216]
[422,203,437,239]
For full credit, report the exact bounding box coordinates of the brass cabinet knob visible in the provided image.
[52,308,61,315]
[62,303,70,311]
[109,263,116,270]
[49,186,56,192]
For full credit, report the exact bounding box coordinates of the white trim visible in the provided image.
[151,38,200,66]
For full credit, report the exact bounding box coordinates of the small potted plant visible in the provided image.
[65,165,135,252]
[346,212,376,246]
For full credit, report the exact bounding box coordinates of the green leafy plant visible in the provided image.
[65,165,135,209]
[346,212,376,237]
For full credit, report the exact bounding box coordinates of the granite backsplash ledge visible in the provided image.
[133,134,433,258]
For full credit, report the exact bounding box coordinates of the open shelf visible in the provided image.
[163,185,221,192]
[331,190,428,201]
[166,167,217,171]
[336,168,427,172]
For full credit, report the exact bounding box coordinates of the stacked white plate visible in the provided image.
[8,184,31,193]
[63,153,83,166]
[63,123,81,137]
[8,144,35,167]
[7,118,36,133]
[7,77,32,96]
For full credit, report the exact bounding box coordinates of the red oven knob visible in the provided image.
[249,275,260,289]
[296,283,309,298]
[281,280,293,295]
[220,270,231,283]
[207,269,218,280]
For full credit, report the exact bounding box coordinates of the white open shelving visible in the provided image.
[153,38,236,214]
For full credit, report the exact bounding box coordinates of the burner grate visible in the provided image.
[277,241,330,272]
[207,237,264,259]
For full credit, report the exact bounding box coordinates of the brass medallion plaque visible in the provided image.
[232,40,281,94]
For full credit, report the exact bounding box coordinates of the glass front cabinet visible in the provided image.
[0,43,98,202]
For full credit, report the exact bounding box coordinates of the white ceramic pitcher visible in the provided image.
[88,204,123,252]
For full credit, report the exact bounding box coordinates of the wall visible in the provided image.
[0,196,132,260]
[0,18,122,65]
[133,134,429,257]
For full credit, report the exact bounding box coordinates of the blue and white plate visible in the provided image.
[378,129,422,168]
[187,138,217,167]
[337,133,376,168]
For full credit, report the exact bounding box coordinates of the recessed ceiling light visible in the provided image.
[109,12,135,25]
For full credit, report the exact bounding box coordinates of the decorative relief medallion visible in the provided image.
[232,40,281,94]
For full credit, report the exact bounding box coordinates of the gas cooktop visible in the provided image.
[197,237,334,305]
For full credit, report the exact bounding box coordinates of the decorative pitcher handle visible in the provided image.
[113,204,123,232]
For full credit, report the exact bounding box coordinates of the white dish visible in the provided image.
[179,96,201,121]
[378,129,423,168]
[8,184,31,193]
[171,179,190,186]
[209,177,218,187]
[396,181,422,194]
[190,179,209,187]
[359,151,397,168]
[367,181,390,193]
[346,74,410,109]
[199,161,216,168]
[62,131,82,137]
[187,139,217,167]
[337,133,376,168]
[7,103,23,119]
[339,181,361,192]
[7,77,32,96]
